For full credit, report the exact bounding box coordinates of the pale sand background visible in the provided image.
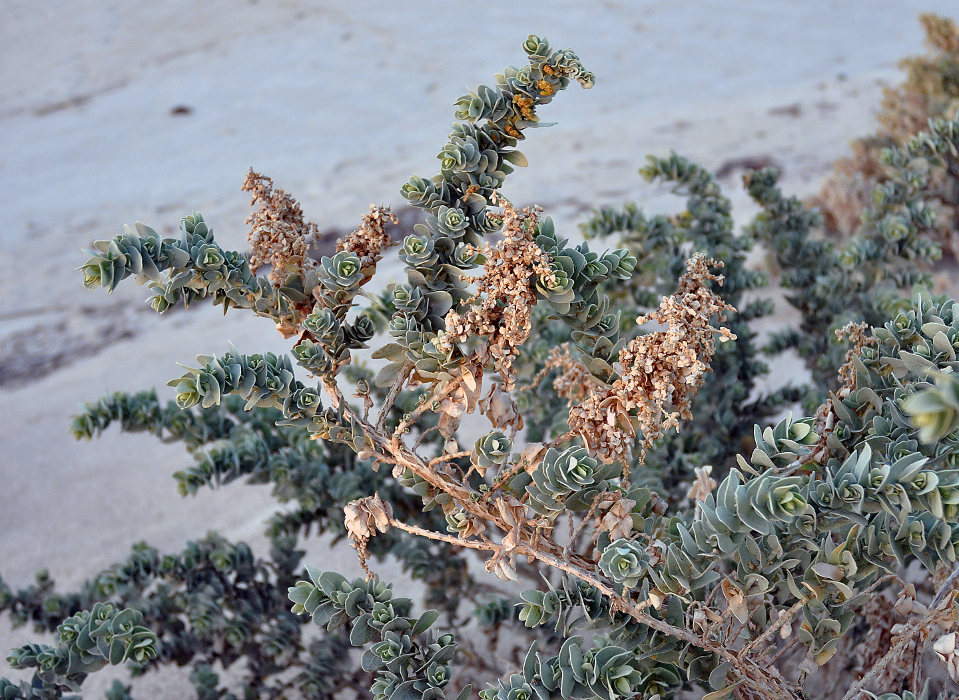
[2,1,957,695]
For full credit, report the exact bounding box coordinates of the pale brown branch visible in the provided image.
[840,577,958,700]
[768,635,802,666]
[741,598,806,658]
[429,450,472,469]
[931,562,959,608]
[514,544,800,699]
[387,517,499,553]
[330,373,800,697]
[391,363,479,441]
[544,431,575,449]
[482,460,529,504]
[563,491,615,560]
[377,362,412,431]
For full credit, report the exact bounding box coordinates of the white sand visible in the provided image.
[1,1,956,695]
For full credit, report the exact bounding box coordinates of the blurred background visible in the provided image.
[2,0,957,694]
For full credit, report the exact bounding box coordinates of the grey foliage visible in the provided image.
[8,29,959,700]
[1,603,157,698]
[289,569,469,700]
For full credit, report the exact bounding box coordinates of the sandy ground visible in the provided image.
[2,0,958,696]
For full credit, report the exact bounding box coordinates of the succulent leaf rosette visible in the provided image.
[598,539,648,590]
[903,372,959,444]
[526,445,620,519]
[474,431,513,472]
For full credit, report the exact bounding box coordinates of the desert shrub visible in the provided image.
[811,13,959,256]
[4,33,959,700]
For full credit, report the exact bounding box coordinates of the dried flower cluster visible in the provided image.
[835,321,876,391]
[686,464,717,503]
[542,345,596,404]
[443,199,555,389]
[344,493,393,576]
[335,204,399,280]
[567,254,735,468]
[242,168,319,283]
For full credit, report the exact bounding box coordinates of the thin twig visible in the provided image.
[741,599,805,658]
[377,362,411,431]
[413,425,439,450]
[387,518,499,552]
[768,636,802,666]
[331,375,800,698]
[544,431,575,449]
[483,459,530,504]
[931,562,959,608]
[840,576,958,700]
[392,362,478,441]
[430,450,472,468]
[563,492,615,560]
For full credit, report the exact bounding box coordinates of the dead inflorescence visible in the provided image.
[567,254,736,470]
[443,197,556,390]
[343,494,393,577]
[546,346,598,404]
[835,321,876,391]
[336,204,398,282]
[242,169,319,283]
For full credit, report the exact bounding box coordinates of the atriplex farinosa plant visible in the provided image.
[6,33,959,700]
